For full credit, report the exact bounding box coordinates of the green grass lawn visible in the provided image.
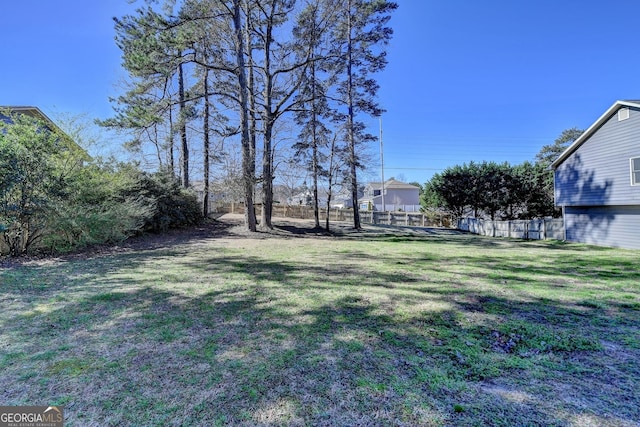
[1,220,639,426]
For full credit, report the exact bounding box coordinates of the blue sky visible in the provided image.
[2,1,640,185]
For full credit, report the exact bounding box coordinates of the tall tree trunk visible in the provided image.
[311,60,320,229]
[346,1,360,229]
[168,105,175,174]
[178,60,189,188]
[245,0,257,209]
[203,67,210,217]
[260,8,275,230]
[325,134,337,232]
[153,123,163,167]
[233,0,256,231]
[261,117,274,229]
[312,137,320,228]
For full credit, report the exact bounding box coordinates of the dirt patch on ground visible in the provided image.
[0,213,461,268]
[0,218,230,268]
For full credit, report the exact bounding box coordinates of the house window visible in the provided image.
[373,189,381,196]
[631,157,640,185]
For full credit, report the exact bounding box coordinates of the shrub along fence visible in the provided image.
[214,203,451,228]
[457,217,564,241]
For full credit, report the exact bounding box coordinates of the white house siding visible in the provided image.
[564,205,640,249]
[370,188,421,211]
[385,188,419,206]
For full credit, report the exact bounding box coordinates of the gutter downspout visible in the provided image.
[562,205,567,241]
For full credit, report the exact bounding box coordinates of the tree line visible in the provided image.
[0,112,201,256]
[100,0,398,231]
[422,128,583,221]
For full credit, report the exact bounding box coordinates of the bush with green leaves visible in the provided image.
[0,112,73,255]
[41,164,202,254]
[113,167,202,234]
[422,161,560,221]
[421,129,583,221]
[42,200,151,253]
[40,161,151,253]
[1,110,201,255]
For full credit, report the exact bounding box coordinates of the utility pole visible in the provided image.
[379,118,385,212]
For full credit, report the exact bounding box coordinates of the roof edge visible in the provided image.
[0,106,91,160]
[551,100,640,169]
[0,106,59,132]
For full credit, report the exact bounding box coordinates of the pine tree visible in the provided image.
[293,0,338,228]
[330,0,397,229]
[104,5,197,183]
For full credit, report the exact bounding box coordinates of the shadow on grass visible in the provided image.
[1,219,639,425]
[5,281,629,426]
[273,224,333,236]
[3,256,637,424]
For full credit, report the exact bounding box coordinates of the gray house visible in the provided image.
[359,178,421,212]
[552,100,640,249]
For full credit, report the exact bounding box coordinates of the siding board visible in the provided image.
[555,106,640,206]
[565,206,640,249]
[554,102,640,249]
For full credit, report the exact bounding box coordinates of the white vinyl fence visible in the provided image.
[360,211,450,227]
[458,217,564,241]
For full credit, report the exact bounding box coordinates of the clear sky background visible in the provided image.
[2,0,640,185]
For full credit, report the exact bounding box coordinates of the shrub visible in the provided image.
[42,201,151,253]
[114,168,202,233]
[0,111,201,256]
[42,165,202,254]
[0,112,70,254]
